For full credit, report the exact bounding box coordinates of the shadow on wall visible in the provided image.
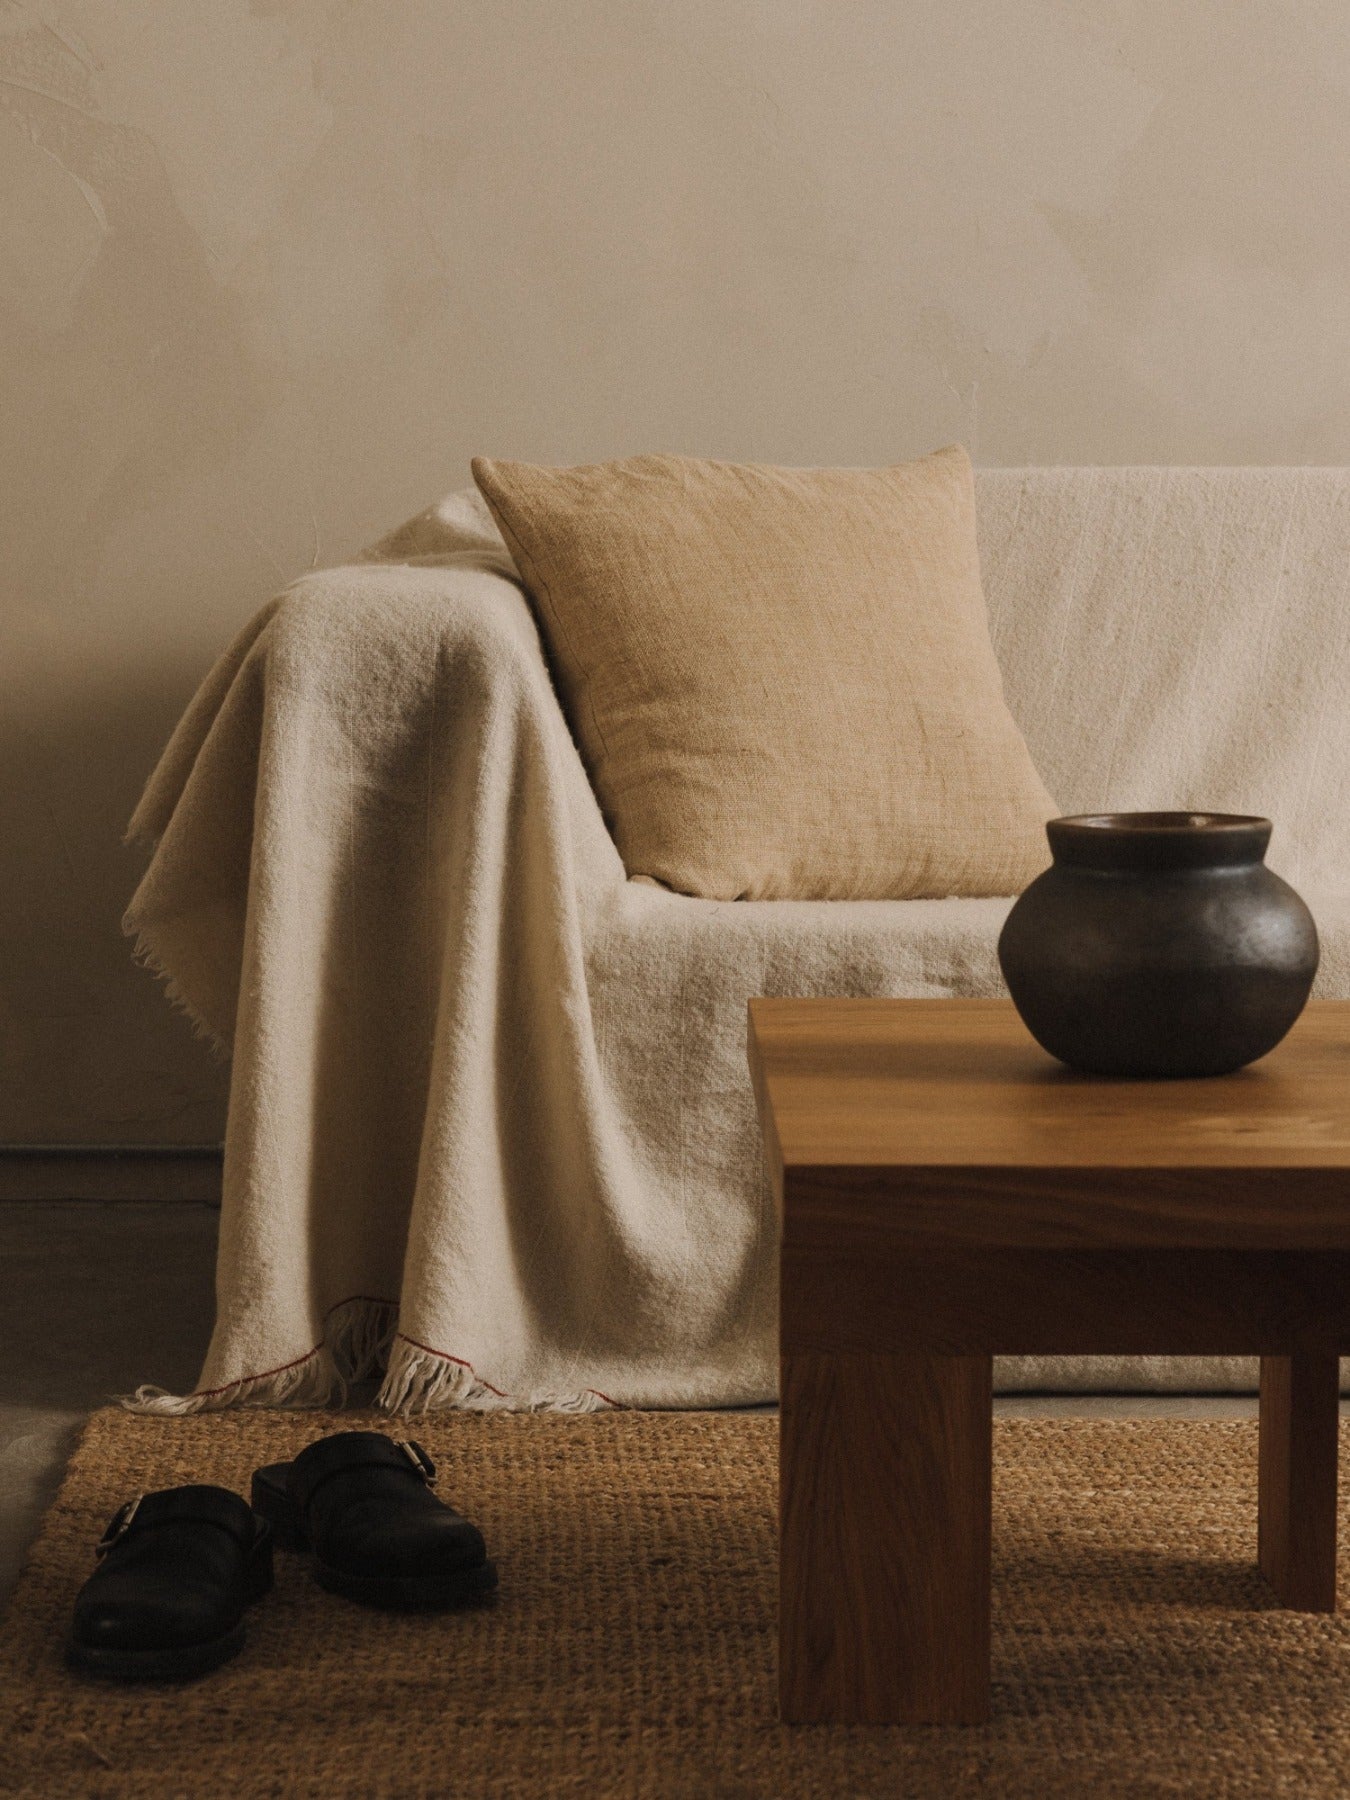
[0,670,230,1146]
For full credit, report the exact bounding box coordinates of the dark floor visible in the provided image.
[0,1200,1301,1617]
[1,1199,217,1609]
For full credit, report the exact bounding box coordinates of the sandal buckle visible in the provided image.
[395,1440,436,1486]
[95,1493,144,1558]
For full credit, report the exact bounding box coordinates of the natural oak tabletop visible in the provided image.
[748,998,1350,1173]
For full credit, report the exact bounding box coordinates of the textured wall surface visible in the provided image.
[5,0,1350,1142]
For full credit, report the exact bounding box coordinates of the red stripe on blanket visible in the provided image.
[187,1294,397,1399]
[184,1299,621,1409]
[394,1332,508,1397]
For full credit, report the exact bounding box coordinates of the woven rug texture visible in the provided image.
[2,1410,1349,1798]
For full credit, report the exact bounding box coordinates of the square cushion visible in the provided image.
[472,445,1056,900]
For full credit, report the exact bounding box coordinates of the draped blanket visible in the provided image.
[125,472,1350,1412]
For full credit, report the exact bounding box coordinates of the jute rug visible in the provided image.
[3,1412,1350,1799]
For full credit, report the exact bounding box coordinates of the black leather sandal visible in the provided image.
[250,1432,497,1611]
[66,1485,273,1682]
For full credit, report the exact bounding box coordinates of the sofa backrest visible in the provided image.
[976,467,1350,891]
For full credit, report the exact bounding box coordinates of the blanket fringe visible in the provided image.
[122,1346,338,1416]
[326,1294,401,1385]
[120,1297,612,1416]
[379,1335,611,1415]
[121,1296,400,1416]
[124,924,231,1060]
[378,1337,512,1414]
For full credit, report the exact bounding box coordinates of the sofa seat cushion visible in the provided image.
[594,882,1350,1126]
[472,447,1057,902]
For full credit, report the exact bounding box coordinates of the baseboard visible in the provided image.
[0,1147,223,1204]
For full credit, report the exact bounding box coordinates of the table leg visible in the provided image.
[1258,1353,1339,1612]
[779,1349,992,1724]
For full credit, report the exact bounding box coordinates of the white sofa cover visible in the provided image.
[125,468,1350,1413]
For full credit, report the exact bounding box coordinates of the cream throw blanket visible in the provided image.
[125,469,1350,1413]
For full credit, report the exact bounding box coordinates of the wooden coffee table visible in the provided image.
[748,997,1350,1726]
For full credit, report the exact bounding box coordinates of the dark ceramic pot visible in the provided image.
[997,812,1319,1077]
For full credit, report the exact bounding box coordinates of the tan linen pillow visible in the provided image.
[472,445,1056,900]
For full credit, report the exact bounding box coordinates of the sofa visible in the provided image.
[125,465,1350,1413]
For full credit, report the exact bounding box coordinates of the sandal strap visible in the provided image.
[287,1432,437,1517]
[96,1485,260,1559]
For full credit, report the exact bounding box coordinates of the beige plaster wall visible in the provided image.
[5,0,1349,1143]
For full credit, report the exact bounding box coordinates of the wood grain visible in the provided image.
[1258,1354,1340,1611]
[779,1350,992,1725]
[750,998,1350,1172]
[781,1247,1350,1356]
[781,1165,1350,1250]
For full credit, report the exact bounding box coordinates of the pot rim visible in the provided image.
[1046,811,1273,870]
[1055,811,1271,832]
